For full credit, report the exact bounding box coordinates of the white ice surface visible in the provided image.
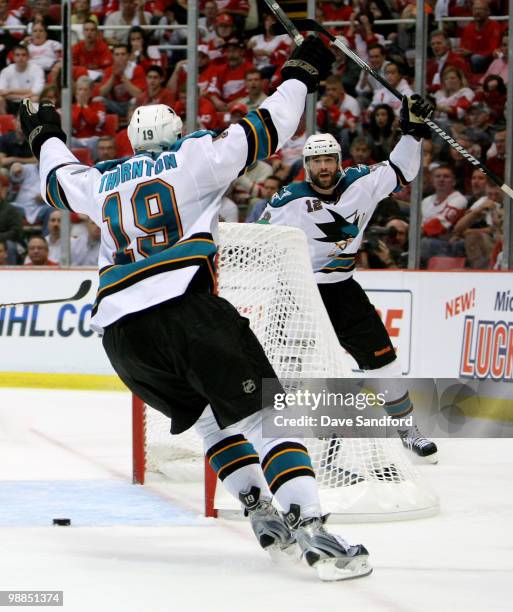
[0,388,512,612]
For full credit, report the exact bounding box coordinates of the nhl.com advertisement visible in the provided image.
[0,268,512,381]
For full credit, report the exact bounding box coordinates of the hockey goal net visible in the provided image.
[132,223,438,521]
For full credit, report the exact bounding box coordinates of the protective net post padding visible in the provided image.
[142,223,438,520]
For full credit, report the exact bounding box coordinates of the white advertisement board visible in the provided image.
[0,268,113,376]
[1,268,512,382]
[355,270,513,380]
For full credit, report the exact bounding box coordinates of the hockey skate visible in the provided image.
[240,487,300,564]
[284,505,372,582]
[398,425,438,463]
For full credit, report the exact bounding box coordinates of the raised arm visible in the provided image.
[203,36,335,187]
[19,100,101,224]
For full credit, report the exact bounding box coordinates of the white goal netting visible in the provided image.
[141,223,438,521]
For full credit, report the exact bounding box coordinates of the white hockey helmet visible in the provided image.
[128,104,183,153]
[302,133,343,182]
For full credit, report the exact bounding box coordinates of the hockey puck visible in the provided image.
[52,518,71,526]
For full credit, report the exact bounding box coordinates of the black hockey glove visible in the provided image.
[19,98,67,159]
[399,94,433,141]
[281,35,335,93]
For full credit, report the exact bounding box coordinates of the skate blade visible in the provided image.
[314,555,373,582]
[267,542,302,565]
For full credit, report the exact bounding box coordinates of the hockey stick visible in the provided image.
[264,0,513,200]
[0,279,92,308]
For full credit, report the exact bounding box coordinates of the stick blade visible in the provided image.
[73,279,92,300]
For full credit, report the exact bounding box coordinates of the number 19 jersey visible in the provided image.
[37,79,308,332]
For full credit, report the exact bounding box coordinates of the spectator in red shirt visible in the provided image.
[167,45,220,105]
[137,65,175,107]
[173,85,219,131]
[216,38,255,107]
[96,44,146,118]
[208,13,236,63]
[426,30,469,92]
[345,12,382,55]
[457,0,502,74]
[71,76,106,155]
[72,19,113,81]
[321,0,353,23]
[24,236,58,266]
[316,75,360,147]
[476,74,506,122]
[342,137,375,169]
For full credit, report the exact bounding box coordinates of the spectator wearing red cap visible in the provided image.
[72,20,113,81]
[208,13,235,63]
[137,65,175,106]
[215,38,255,108]
[215,0,249,37]
[457,0,502,74]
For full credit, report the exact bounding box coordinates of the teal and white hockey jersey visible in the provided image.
[260,135,421,284]
[37,79,308,331]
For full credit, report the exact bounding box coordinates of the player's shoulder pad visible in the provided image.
[168,129,217,152]
[268,181,313,208]
[94,156,132,173]
[339,165,371,192]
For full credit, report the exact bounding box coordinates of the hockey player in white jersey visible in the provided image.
[19,36,372,581]
[259,95,438,461]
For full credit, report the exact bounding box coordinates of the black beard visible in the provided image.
[310,172,337,189]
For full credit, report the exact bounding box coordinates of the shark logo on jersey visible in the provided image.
[314,208,362,252]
